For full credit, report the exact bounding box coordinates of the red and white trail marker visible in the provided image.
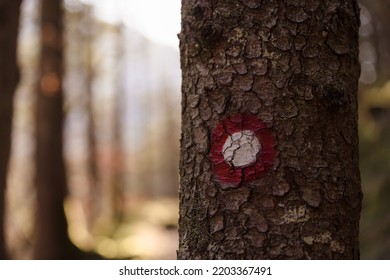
[210,114,276,187]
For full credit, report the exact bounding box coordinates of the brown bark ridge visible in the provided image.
[0,0,22,259]
[178,0,362,259]
[34,0,79,259]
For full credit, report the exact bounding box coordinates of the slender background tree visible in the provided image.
[0,0,23,259]
[178,0,362,259]
[33,0,78,259]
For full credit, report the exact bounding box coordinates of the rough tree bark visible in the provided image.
[0,0,22,260]
[178,0,362,259]
[34,0,78,259]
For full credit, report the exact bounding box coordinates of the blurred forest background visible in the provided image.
[1,0,390,259]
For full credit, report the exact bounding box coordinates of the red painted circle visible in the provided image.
[210,114,276,186]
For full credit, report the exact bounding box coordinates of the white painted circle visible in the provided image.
[222,130,262,168]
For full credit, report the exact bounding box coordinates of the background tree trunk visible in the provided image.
[34,0,77,259]
[178,0,361,259]
[0,0,22,260]
[83,6,101,232]
[111,26,125,224]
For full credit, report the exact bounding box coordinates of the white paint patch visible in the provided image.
[222,130,261,167]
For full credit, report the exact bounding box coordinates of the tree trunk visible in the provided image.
[0,0,22,260]
[112,26,125,223]
[361,0,390,83]
[83,6,101,232]
[178,0,362,259]
[34,0,78,259]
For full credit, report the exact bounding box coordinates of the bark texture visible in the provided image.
[0,0,22,259]
[178,0,361,259]
[34,0,77,259]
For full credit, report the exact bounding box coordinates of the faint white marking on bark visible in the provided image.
[282,205,310,223]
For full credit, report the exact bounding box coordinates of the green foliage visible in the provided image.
[359,81,390,259]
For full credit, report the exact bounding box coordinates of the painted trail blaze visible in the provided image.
[210,114,276,187]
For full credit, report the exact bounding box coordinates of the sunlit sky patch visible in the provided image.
[79,0,181,49]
